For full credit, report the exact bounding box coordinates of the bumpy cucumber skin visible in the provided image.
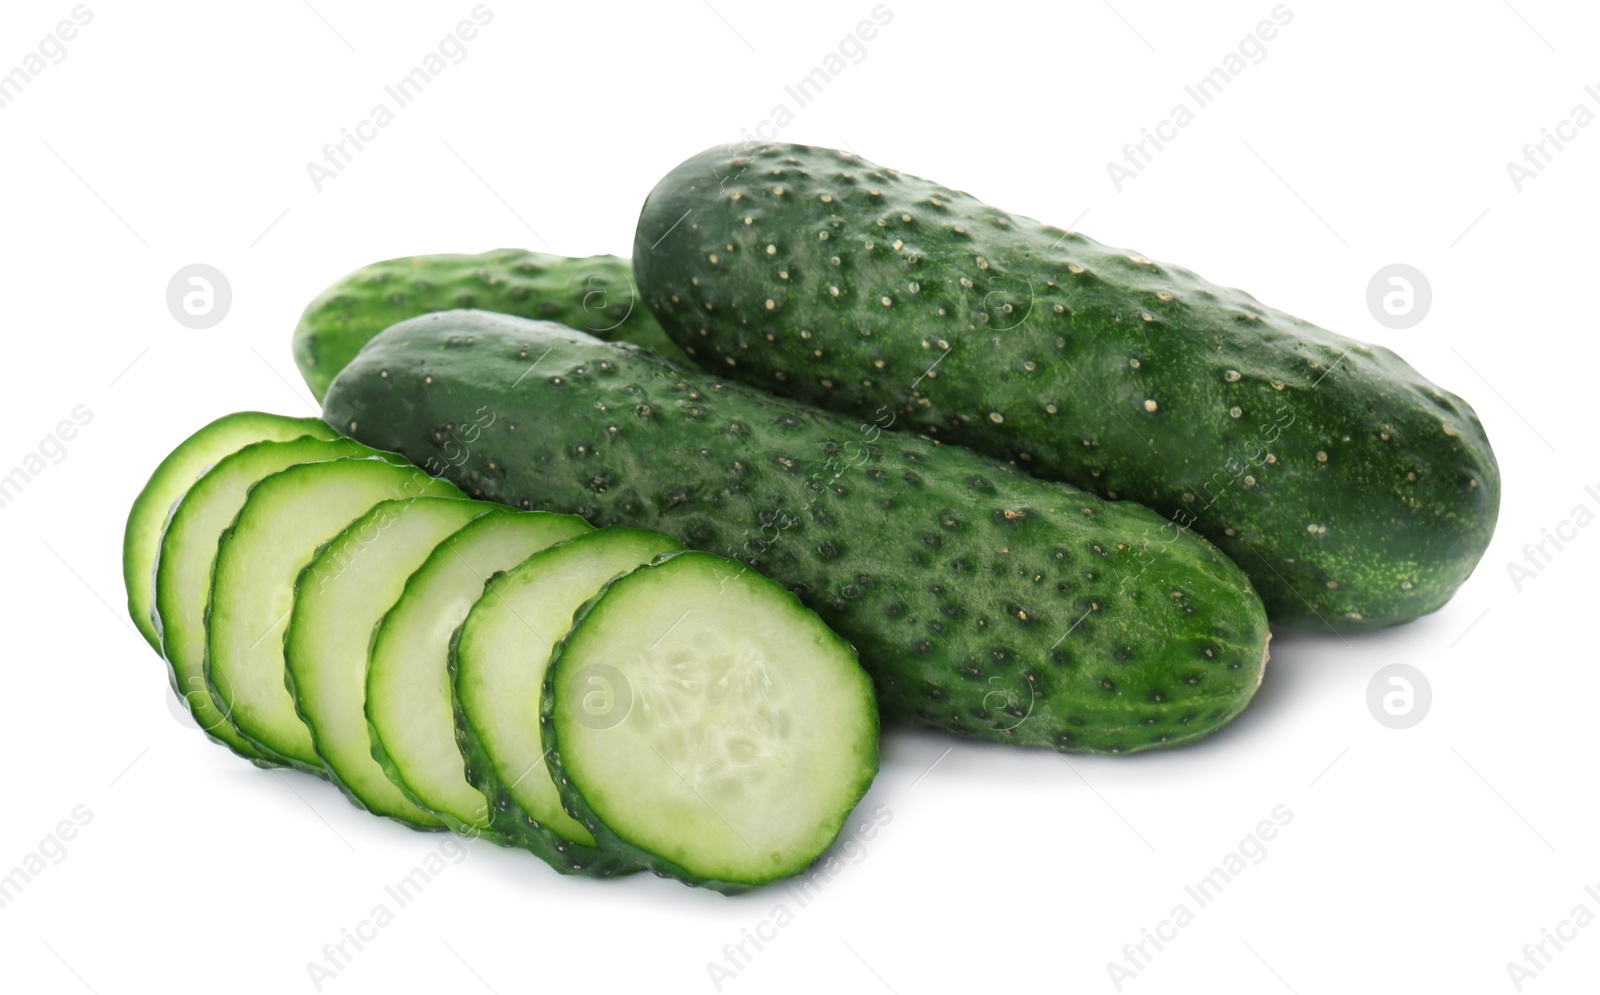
[445,623,641,877]
[542,549,879,895]
[293,249,688,401]
[632,143,1501,630]
[324,312,1271,756]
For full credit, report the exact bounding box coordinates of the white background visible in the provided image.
[2,1,1596,992]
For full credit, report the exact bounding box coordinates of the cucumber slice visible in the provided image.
[124,412,337,651]
[154,436,398,763]
[545,550,879,893]
[367,508,592,837]
[207,457,463,772]
[453,527,681,874]
[287,497,484,824]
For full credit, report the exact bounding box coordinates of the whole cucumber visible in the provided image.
[323,310,1270,755]
[632,143,1501,630]
[293,249,687,401]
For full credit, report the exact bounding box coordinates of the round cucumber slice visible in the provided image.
[154,436,398,763]
[206,457,463,772]
[453,527,681,875]
[367,508,592,837]
[545,550,879,893]
[287,497,484,825]
[124,412,337,651]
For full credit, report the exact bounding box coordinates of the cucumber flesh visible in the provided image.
[367,508,592,836]
[287,497,483,824]
[545,549,879,893]
[124,412,336,651]
[207,458,463,771]
[154,436,397,762]
[453,527,681,873]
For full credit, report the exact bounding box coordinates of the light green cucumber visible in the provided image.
[451,527,680,875]
[154,435,400,762]
[124,412,336,651]
[366,507,591,837]
[544,549,880,893]
[206,457,463,772]
[286,497,483,824]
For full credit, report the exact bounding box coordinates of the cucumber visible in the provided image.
[452,527,681,874]
[544,549,879,893]
[154,435,400,763]
[123,412,337,651]
[323,311,1272,755]
[286,497,483,824]
[206,457,464,771]
[293,249,689,401]
[367,507,592,837]
[632,143,1501,630]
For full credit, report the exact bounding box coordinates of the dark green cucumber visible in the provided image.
[293,249,688,401]
[544,549,879,893]
[323,311,1271,755]
[632,143,1501,630]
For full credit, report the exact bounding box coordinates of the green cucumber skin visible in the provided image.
[632,143,1501,630]
[364,507,593,842]
[323,311,1271,756]
[445,622,640,877]
[542,549,879,895]
[293,249,689,401]
[124,411,337,651]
